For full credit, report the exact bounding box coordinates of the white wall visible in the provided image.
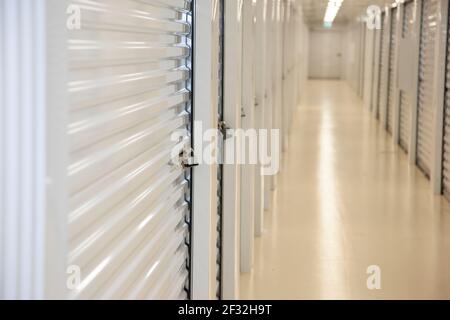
[308,28,344,79]
[298,21,309,99]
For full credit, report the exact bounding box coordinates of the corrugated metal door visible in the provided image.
[417,0,438,177]
[67,0,193,299]
[442,5,450,200]
[379,12,390,121]
[399,1,415,152]
[387,7,398,134]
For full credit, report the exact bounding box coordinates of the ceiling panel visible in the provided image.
[299,0,395,25]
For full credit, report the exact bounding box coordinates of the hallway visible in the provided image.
[240,80,450,300]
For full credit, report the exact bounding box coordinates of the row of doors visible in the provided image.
[368,0,450,201]
[69,0,229,301]
[239,0,302,274]
[0,0,303,299]
[67,0,297,300]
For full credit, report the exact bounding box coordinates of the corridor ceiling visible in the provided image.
[299,0,394,24]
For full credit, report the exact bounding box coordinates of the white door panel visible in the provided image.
[387,7,399,135]
[309,30,343,79]
[417,0,438,177]
[398,1,415,153]
[68,0,193,300]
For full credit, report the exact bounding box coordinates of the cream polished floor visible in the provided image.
[240,80,450,300]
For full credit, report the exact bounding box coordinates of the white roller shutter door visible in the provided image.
[67,0,193,299]
[399,1,415,152]
[379,12,390,122]
[387,7,398,134]
[417,0,438,177]
[442,6,450,200]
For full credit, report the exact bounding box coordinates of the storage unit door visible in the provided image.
[360,24,366,97]
[379,12,390,121]
[372,25,382,118]
[442,7,450,200]
[417,0,438,177]
[399,1,415,152]
[387,7,398,134]
[67,0,193,299]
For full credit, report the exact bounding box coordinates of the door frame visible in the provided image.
[191,0,220,300]
[240,0,256,274]
[254,0,267,238]
[392,4,402,145]
[192,0,243,301]
[221,0,243,300]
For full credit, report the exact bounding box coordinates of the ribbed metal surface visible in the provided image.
[379,12,390,121]
[417,0,438,177]
[216,0,224,300]
[399,1,415,152]
[402,1,415,37]
[442,8,450,200]
[387,7,398,134]
[67,0,192,300]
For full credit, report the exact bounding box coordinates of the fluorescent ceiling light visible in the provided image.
[323,0,344,25]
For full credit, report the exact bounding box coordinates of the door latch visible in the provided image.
[241,107,247,118]
[219,121,232,140]
[181,148,199,169]
[171,148,199,169]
